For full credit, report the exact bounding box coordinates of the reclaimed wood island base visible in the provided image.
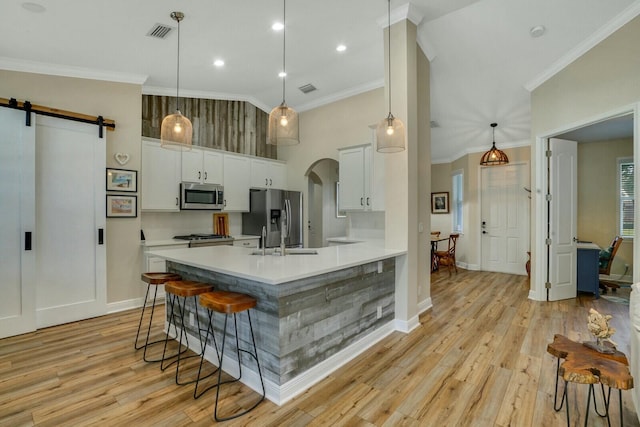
[148,243,404,405]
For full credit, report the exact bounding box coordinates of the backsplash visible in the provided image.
[141,211,242,240]
[347,211,385,239]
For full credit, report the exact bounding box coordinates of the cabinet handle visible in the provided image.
[265,178,268,186]
[25,231,32,251]
[224,199,227,207]
[269,178,272,186]
[366,197,370,206]
[176,197,179,206]
[360,197,364,206]
[204,171,207,180]
[198,171,201,180]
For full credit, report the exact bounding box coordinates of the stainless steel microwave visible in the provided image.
[180,182,224,210]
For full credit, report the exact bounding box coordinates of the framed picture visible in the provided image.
[335,182,346,218]
[106,195,137,218]
[431,192,449,214]
[106,168,137,192]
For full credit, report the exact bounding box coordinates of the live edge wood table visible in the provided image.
[547,334,634,426]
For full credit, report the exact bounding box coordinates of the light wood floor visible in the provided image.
[1,270,638,426]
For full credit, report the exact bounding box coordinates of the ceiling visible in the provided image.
[1,0,638,162]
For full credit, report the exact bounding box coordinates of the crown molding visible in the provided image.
[142,86,271,113]
[296,79,384,113]
[524,1,640,92]
[0,56,148,85]
[377,3,424,28]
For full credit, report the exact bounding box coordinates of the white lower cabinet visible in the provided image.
[233,238,260,248]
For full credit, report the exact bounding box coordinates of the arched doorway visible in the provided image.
[305,158,346,248]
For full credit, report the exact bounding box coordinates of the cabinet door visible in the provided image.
[269,161,286,189]
[338,147,365,211]
[368,142,386,211]
[223,154,251,211]
[181,149,203,183]
[142,139,181,211]
[250,158,269,188]
[203,151,224,184]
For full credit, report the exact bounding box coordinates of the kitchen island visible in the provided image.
[147,243,404,404]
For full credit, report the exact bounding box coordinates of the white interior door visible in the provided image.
[481,163,530,274]
[548,138,578,301]
[35,116,106,327]
[0,109,36,338]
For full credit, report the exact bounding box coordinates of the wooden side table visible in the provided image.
[547,334,634,426]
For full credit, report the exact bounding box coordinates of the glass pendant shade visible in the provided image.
[268,102,299,145]
[480,123,509,165]
[376,112,405,153]
[161,110,193,150]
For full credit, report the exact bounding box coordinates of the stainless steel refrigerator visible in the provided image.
[242,189,303,248]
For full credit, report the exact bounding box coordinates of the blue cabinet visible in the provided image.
[577,244,600,298]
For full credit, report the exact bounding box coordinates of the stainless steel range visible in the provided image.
[173,234,234,248]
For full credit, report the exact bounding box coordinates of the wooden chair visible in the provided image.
[430,231,441,239]
[599,236,623,293]
[435,233,459,275]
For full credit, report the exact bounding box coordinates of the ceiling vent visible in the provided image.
[298,83,317,94]
[146,23,173,39]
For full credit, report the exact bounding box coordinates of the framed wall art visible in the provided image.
[106,168,137,192]
[431,192,449,214]
[106,195,137,218]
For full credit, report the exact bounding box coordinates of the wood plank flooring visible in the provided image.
[1,270,638,426]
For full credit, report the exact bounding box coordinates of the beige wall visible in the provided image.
[531,15,640,297]
[0,70,143,305]
[578,138,633,275]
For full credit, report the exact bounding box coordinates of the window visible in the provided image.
[452,171,463,233]
[618,157,634,238]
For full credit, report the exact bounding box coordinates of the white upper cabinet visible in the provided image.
[181,148,223,184]
[338,142,385,212]
[251,158,286,189]
[223,154,251,211]
[141,139,181,211]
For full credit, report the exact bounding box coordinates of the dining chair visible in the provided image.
[430,231,441,239]
[435,233,459,276]
[599,235,623,293]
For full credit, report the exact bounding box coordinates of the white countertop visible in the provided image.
[142,235,260,248]
[147,243,405,285]
[326,236,385,246]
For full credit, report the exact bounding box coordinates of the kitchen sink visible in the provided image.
[250,248,318,256]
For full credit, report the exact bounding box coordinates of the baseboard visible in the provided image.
[106,296,165,314]
[457,262,480,271]
[418,297,433,315]
[394,315,420,334]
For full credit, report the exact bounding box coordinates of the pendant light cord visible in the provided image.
[282,0,287,104]
[176,17,181,112]
[387,0,392,115]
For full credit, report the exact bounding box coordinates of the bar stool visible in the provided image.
[135,272,181,362]
[195,290,265,422]
[160,280,214,385]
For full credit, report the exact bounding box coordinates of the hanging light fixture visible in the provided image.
[376,0,405,153]
[480,123,509,166]
[161,11,192,150]
[268,0,299,145]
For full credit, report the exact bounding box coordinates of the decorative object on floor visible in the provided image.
[114,152,130,165]
[106,168,137,192]
[160,11,193,151]
[376,0,405,153]
[584,308,616,353]
[267,0,299,146]
[480,123,508,166]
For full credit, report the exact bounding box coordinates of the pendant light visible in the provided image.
[161,11,193,151]
[376,0,405,153]
[480,123,509,166]
[268,0,299,145]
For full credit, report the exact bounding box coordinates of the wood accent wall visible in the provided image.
[142,95,276,159]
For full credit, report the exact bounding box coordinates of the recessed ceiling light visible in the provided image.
[336,44,347,52]
[22,2,46,13]
[278,71,287,78]
[530,25,546,38]
[272,22,284,31]
[213,59,225,67]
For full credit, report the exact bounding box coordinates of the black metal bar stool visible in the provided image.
[160,280,214,385]
[135,272,181,362]
[195,290,265,422]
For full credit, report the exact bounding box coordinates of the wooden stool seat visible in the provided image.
[199,291,257,314]
[141,272,182,285]
[165,280,214,297]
